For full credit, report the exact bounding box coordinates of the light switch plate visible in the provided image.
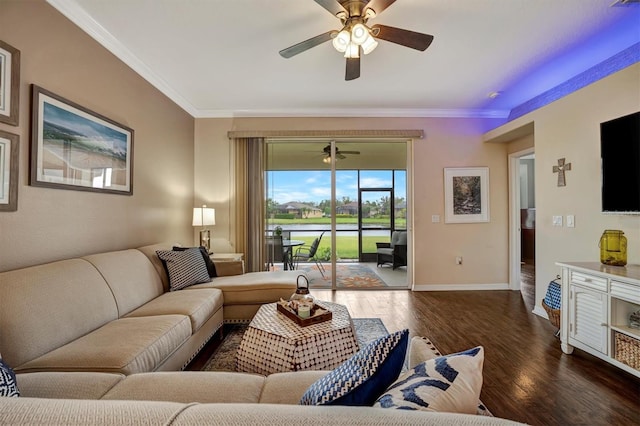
[566,215,575,228]
[432,215,440,223]
[553,215,563,227]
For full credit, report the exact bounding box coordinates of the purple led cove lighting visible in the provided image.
[481,9,639,125]
[509,42,640,121]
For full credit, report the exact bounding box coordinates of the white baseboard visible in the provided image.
[412,283,510,291]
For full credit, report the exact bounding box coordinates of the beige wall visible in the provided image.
[195,116,510,287]
[0,1,195,271]
[487,63,640,312]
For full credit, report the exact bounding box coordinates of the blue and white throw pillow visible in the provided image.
[156,249,211,291]
[374,346,484,414]
[300,329,409,406]
[0,358,20,397]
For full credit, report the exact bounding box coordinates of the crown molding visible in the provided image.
[194,108,511,119]
[47,0,199,116]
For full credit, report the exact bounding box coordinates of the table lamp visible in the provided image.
[192,205,215,253]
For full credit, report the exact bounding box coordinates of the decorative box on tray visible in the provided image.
[277,299,332,326]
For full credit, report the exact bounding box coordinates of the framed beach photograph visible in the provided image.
[0,40,20,126]
[444,167,490,223]
[0,130,19,211]
[30,85,134,195]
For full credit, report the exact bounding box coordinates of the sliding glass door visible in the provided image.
[265,139,409,290]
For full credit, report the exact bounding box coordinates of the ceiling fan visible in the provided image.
[279,0,434,81]
[321,144,360,163]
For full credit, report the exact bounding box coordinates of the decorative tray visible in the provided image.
[276,301,332,327]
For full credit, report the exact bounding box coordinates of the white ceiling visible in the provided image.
[48,0,639,119]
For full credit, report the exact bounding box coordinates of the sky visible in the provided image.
[267,170,406,205]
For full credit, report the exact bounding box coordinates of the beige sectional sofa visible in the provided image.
[0,243,299,375]
[0,244,524,425]
[2,345,524,425]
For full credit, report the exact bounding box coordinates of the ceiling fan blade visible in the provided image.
[314,0,348,17]
[371,24,434,51]
[336,153,347,160]
[345,57,360,81]
[364,0,397,16]
[279,31,336,58]
[339,151,360,155]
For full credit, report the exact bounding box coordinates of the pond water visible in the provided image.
[267,223,394,237]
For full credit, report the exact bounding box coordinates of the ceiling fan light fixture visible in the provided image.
[351,23,369,44]
[322,155,332,164]
[344,42,360,58]
[361,35,378,55]
[332,29,350,52]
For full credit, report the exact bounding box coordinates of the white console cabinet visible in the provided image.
[557,262,640,378]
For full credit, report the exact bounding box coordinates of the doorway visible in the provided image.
[508,148,536,309]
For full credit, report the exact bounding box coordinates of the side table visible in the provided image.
[236,301,359,375]
[210,253,244,262]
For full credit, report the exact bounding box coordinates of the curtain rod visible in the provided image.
[227,129,424,139]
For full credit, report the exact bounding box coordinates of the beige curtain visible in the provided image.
[231,137,265,272]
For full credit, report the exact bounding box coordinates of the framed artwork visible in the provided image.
[30,85,134,195]
[0,130,19,211]
[0,40,20,126]
[444,167,490,223]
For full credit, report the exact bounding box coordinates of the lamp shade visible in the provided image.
[192,206,215,226]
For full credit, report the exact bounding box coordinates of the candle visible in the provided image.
[298,304,311,318]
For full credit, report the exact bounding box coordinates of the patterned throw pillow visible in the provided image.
[173,246,217,278]
[156,249,211,291]
[0,358,20,397]
[300,329,409,406]
[374,346,484,414]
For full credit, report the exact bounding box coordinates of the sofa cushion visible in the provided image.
[189,270,299,305]
[83,250,165,317]
[0,358,20,397]
[0,259,118,369]
[156,249,211,291]
[173,246,217,277]
[260,371,329,404]
[300,329,409,406]
[374,346,484,414]
[102,372,265,403]
[15,372,124,400]
[125,288,223,332]
[409,336,442,368]
[16,316,192,375]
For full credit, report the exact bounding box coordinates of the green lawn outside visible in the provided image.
[289,235,385,260]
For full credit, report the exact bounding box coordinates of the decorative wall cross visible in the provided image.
[553,158,572,187]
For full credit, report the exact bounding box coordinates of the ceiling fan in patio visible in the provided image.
[279,0,434,81]
[321,144,360,163]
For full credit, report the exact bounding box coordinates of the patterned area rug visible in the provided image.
[295,263,388,288]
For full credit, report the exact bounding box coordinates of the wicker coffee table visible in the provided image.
[236,301,359,375]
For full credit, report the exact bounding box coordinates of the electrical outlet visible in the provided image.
[552,215,563,227]
[456,256,463,265]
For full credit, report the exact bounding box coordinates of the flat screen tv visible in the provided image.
[600,111,640,214]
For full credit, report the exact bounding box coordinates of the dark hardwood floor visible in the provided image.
[188,290,640,426]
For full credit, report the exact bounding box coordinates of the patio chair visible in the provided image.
[376,231,407,270]
[265,235,284,270]
[292,231,326,278]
